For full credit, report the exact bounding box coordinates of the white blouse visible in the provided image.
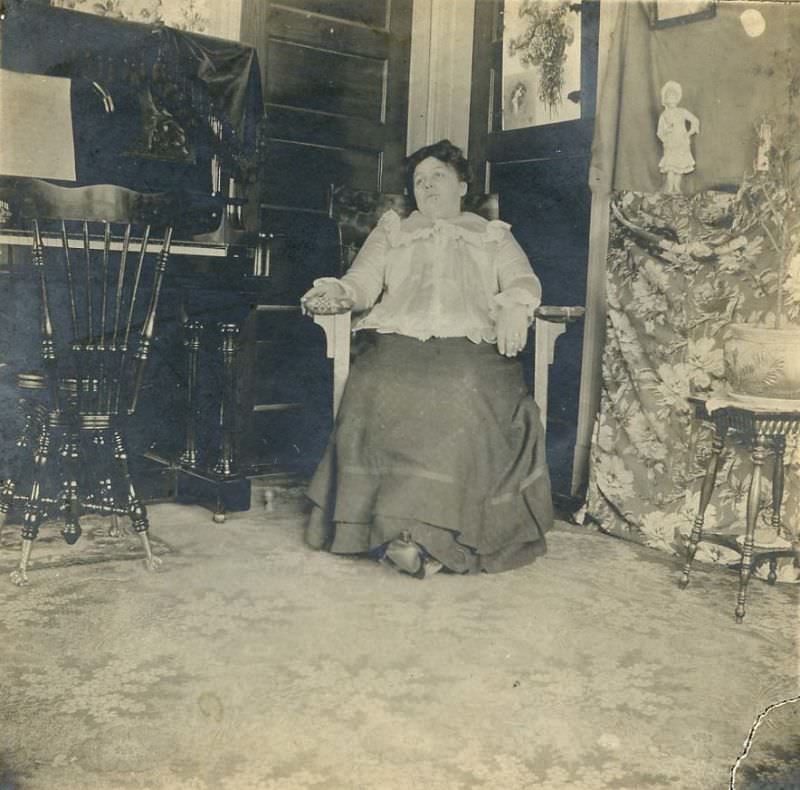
[315,209,542,344]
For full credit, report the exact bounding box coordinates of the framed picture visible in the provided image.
[501,0,583,130]
[650,0,716,29]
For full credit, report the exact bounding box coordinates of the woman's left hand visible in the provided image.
[495,303,530,357]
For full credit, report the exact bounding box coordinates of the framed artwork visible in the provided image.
[501,0,583,130]
[650,0,716,29]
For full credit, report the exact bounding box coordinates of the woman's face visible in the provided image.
[412,157,467,220]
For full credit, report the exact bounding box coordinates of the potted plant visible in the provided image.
[722,112,800,402]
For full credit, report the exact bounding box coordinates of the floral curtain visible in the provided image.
[586,189,800,581]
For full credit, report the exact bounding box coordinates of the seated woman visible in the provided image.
[301,139,553,577]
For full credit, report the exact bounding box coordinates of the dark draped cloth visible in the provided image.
[0,0,263,195]
[306,333,553,574]
[590,1,795,195]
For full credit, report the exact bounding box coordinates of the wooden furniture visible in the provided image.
[313,305,584,439]
[311,187,585,439]
[680,397,800,622]
[170,317,249,523]
[0,188,174,585]
[2,202,340,523]
[0,2,274,521]
[140,210,339,520]
[0,185,264,521]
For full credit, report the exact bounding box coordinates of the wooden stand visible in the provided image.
[173,321,250,523]
[680,397,800,622]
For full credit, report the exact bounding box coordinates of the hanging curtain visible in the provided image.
[587,189,800,577]
[583,1,799,578]
[590,1,791,193]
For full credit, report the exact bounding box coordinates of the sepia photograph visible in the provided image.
[0,0,798,788]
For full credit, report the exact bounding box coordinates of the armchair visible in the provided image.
[310,187,584,438]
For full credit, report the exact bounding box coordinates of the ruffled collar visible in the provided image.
[378,209,511,248]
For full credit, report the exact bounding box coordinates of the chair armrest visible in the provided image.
[534,305,586,323]
[310,310,352,418]
[532,305,585,436]
[309,304,586,430]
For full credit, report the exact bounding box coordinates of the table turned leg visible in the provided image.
[736,434,769,622]
[766,436,786,585]
[211,323,241,524]
[179,320,204,469]
[771,436,785,535]
[213,323,240,481]
[680,423,726,589]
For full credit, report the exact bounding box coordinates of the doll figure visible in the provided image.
[657,81,700,194]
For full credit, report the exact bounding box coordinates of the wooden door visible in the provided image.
[468,0,600,502]
[241,0,413,217]
[236,0,413,476]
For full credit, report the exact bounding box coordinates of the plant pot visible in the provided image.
[723,323,800,400]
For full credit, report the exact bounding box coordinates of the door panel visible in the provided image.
[238,0,412,474]
[265,40,388,122]
[276,0,391,29]
[469,0,600,501]
[493,156,592,496]
[263,141,383,212]
[242,0,412,213]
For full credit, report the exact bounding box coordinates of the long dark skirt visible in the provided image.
[306,332,554,573]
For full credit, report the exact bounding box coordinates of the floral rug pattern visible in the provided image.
[0,504,797,789]
[0,515,173,574]
[587,190,800,579]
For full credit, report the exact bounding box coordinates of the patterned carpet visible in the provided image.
[733,697,800,789]
[0,515,174,574]
[0,502,797,790]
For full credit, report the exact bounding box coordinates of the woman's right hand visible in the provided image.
[300,280,354,315]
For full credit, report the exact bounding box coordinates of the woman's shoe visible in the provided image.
[382,532,424,576]
[381,531,444,578]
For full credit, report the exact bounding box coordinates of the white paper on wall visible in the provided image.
[0,69,77,181]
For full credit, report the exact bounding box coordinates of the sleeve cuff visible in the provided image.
[490,286,541,325]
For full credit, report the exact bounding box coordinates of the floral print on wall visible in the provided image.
[50,0,212,34]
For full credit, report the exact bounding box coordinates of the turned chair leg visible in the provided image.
[680,424,726,589]
[0,478,17,543]
[12,421,54,586]
[113,430,162,572]
[58,428,82,545]
[0,402,41,544]
[108,513,123,538]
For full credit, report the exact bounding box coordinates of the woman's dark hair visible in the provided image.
[404,139,472,203]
